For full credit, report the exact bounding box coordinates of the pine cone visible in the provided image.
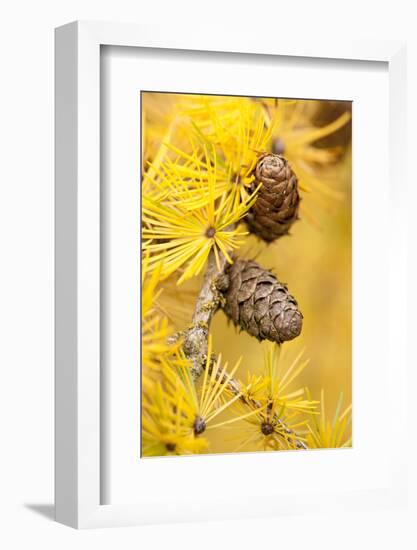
[220,258,302,344]
[246,153,300,242]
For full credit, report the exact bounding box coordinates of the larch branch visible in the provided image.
[180,249,308,450]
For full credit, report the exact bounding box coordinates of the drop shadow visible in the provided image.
[24,503,55,521]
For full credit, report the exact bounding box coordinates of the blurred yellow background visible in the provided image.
[142,93,352,454]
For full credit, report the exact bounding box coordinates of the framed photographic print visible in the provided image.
[55,21,408,528]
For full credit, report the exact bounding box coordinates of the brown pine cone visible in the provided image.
[246,153,300,242]
[219,258,302,344]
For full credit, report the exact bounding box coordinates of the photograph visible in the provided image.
[141,92,352,457]
[0,0,411,541]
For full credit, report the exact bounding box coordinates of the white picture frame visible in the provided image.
[55,20,407,529]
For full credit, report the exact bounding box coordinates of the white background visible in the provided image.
[0,1,416,549]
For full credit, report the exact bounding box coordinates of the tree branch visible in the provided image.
[179,249,308,450]
[181,251,227,378]
[217,372,308,450]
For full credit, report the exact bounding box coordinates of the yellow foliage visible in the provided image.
[141,92,352,456]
